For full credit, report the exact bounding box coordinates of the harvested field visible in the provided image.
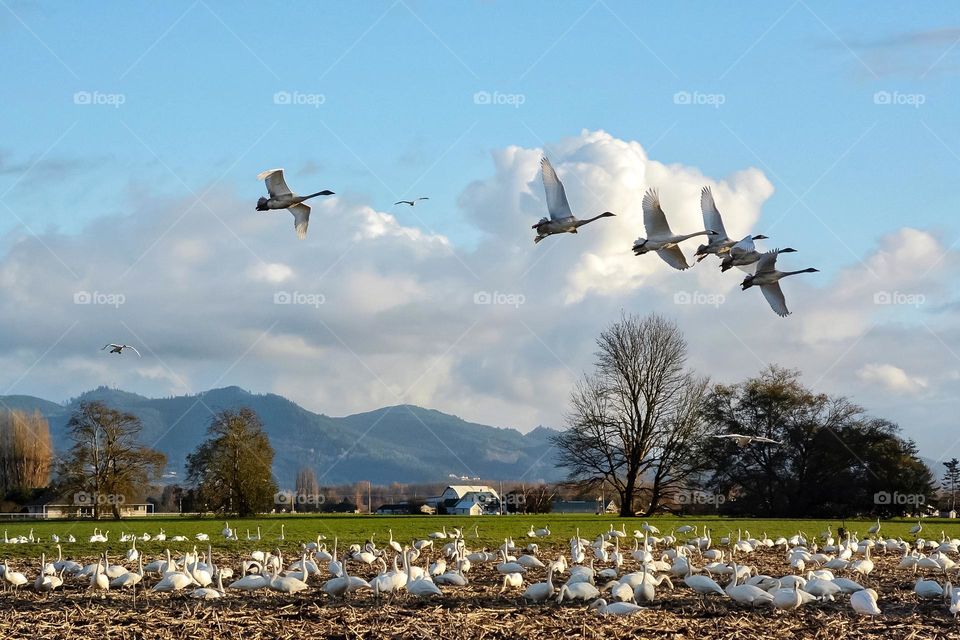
[1,530,958,639]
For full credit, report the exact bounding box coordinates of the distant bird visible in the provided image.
[256,168,334,240]
[741,249,818,317]
[632,188,716,270]
[694,186,768,262]
[532,157,615,244]
[713,434,781,447]
[101,344,141,357]
[394,197,429,206]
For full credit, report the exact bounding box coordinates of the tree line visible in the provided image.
[552,312,946,519]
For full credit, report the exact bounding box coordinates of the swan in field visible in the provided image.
[101,344,141,357]
[522,566,556,602]
[256,168,334,240]
[532,157,615,244]
[741,249,818,317]
[191,570,225,600]
[694,186,767,262]
[713,434,781,447]
[772,581,804,610]
[632,188,716,270]
[588,597,644,616]
[910,519,923,536]
[915,577,944,600]
[557,582,601,603]
[850,588,881,615]
[394,197,428,206]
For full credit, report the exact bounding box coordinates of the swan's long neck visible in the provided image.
[575,213,610,227]
[676,230,713,242]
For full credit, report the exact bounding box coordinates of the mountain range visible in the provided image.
[0,386,564,486]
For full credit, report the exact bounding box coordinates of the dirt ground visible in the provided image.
[1,545,957,639]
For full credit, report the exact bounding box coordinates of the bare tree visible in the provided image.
[295,467,321,512]
[551,313,708,516]
[0,409,53,495]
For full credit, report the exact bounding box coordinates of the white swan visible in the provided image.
[522,566,556,602]
[632,188,716,270]
[694,186,768,262]
[101,344,141,357]
[713,433,781,447]
[588,597,644,616]
[532,157,615,244]
[850,588,881,615]
[256,168,334,240]
[741,249,818,317]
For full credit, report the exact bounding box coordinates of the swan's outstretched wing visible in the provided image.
[760,282,790,317]
[257,169,292,197]
[290,203,311,240]
[755,249,782,275]
[728,235,756,257]
[752,436,781,444]
[126,345,142,357]
[656,246,691,271]
[642,189,673,238]
[101,344,117,351]
[540,157,572,221]
[700,187,728,241]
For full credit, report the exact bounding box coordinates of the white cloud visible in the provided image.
[0,129,958,460]
[857,363,928,395]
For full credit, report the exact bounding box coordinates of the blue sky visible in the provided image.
[4,1,958,258]
[2,2,960,460]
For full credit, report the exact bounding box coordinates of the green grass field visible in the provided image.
[1,513,958,561]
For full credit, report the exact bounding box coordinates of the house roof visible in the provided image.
[445,485,499,499]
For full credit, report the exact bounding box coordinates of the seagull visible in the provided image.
[394,197,429,206]
[101,344,141,357]
[256,168,334,240]
[741,249,818,317]
[713,434,781,447]
[632,188,717,270]
[694,186,767,262]
[531,157,615,244]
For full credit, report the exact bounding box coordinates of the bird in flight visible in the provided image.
[713,434,781,447]
[741,249,818,317]
[532,157,615,244]
[256,168,335,240]
[394,197,429,206]
[632,189,716,270]
[102,344,141,357]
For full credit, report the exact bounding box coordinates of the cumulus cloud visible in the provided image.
[1,129,958,460]
[857,363,928,395]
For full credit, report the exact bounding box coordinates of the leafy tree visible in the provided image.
[551,313,711,517]
[943,459,960,512]
[186,407,277,517]
[58,401,166,519]
[294,467,321,512]
[700,366,935,517]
